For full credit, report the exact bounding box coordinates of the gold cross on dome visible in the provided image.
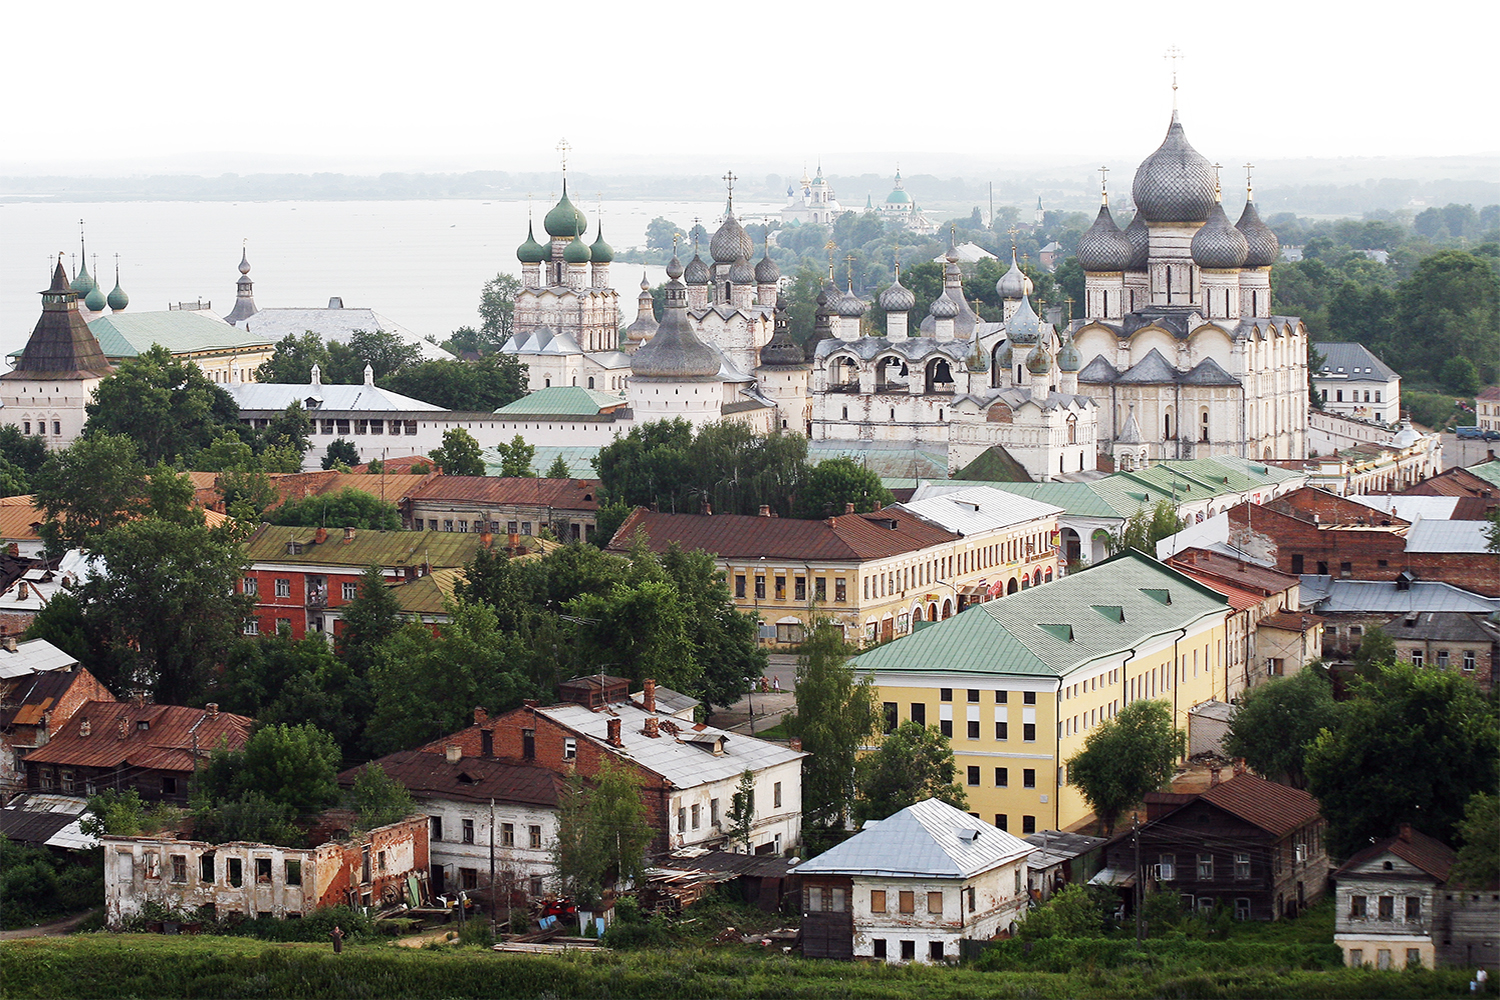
[1164,46,1183,106]
[722,170,737,194]
[556,138,572,173]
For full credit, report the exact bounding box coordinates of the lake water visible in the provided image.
[0,198,782,359]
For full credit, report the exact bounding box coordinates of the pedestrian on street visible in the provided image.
[772,675,780,693]
[330,924,344,953]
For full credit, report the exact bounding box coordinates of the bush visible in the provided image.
[0,837,103,929]
[211,905,374,943]
[458,917,494,947]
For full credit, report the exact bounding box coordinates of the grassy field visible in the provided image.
[0,931,1475,1000]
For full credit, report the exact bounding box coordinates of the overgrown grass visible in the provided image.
[0,932,1473,999]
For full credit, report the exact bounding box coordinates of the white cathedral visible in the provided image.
[499,111,1308,482]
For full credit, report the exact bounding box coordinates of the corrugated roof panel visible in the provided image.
[795,798,1033,878]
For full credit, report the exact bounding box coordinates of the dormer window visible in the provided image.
[136,720,150,731]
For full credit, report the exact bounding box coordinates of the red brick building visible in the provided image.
[1225,487,1499,596]
[240,524,492,640]
[0,652,113,795]
[401,476,602,542]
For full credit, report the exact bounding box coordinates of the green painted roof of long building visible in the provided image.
[244,524,489,569]
[493,386,627,416]
[86,311,273,357]
[851,550,1228,679]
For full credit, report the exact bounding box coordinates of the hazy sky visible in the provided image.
[1,0,1491,177]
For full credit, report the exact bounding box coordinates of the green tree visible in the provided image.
[345,762,417,830]
[1449,792,1499,888]
[233,723,344,818]
[324,329,424,384]
[1393,250,1500,386]
[364,602,534,755]
[322,438,361,470]
[856,720,968,822]
[786,622,880,829]
[214,630,370,759]
[75,516,252,703]
[265,487,402,531]
[552,760,653,909]
[33,433,149,551]
[545,454,572,479]
[725,769,757,853]
[430,427,486,477]
[1066,699,1186,835]
[379,354,527,410]
[1017,884,1105,941]
[1222,667,1338,788]
[644,217,685,252]
[0,424,48,480]
[1305,662,1500,857]
[1107,501,1187,558]
[1440,355,1482,395]
[1351,625,1397,677]
[337,565,405,675]
[255,332,332,384]
[791,457,893,519]
[657,544,763,711]
[567,577,698,693]
[495,434,536,478]
[84,344,240,466]
[478,274,523,348]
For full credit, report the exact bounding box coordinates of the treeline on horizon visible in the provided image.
[2,169,1498,216]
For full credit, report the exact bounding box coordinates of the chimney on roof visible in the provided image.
[700,499,712,516]
[523,699,539,710]
[607,717,622,747]
[789,737,802,752]
[79,717,90,737]
[1233,757,1246,777]
[643,678,656,713]
[131,691,146,709]
[314,527,328,545]
[644,717,660,738]
[481,531,493,549]
[343,527,356,543]
[18,582,27,600]
[1399,823,1412,842]
[0,635,15,653]
[445,744,462,764]
[874,500,882,511]
[474,707,488,727]
[758,505,770,518]
[844,502,856,515]
[117,717,127,740]
[508,532,520,553]
[1209,765,1222,786]
[206,703,218,720]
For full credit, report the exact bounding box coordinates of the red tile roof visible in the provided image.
[1260,611,1323,633]
[1335,827,1456,882]
[407,476,600,510]
[22,700,252,773]
[338,749,565,807]
[1166,549,1299,596]
[1400,467,1497,499]
[1173,568,1265,611]
[608,507,960,562]
[1198,773,1322,838]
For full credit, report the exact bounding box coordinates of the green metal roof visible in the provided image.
[86,311,272,358]
[244,524,488,570]
[1466,460,1500,487]
[851,550,1229,680]
[493,386,626,416]
[502,446,601,479]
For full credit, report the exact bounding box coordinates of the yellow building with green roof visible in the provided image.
[850,550,1231,834]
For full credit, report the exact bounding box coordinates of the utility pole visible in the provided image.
[489,798,497,920]
[1133,812,1144,942]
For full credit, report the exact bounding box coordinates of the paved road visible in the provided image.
[708,651,799,735]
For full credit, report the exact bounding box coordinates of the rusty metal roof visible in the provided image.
[0,665,99,728]
[1399,467,1496,499]
[609,507,958,562]
[1196,773,1322,838]
[338,749,565,807]
[1166,549,1299,596]
[1173,568,1265,612]
[261,471,437,506]
[22,700,252,772]
[1335,827,1456,883]
[406,476,601,511]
